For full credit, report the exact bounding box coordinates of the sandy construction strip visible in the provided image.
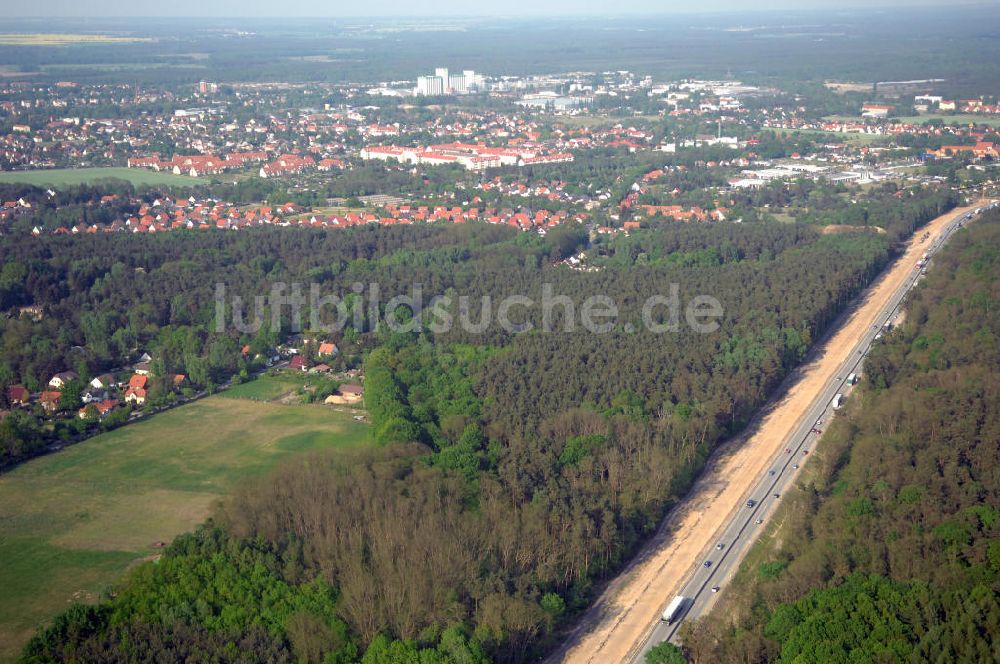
[555,202,982,664]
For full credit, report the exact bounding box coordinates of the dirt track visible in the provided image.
[556,202,981,664]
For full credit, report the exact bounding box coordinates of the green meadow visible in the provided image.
[0,393,367,661]
[0,167,198,188]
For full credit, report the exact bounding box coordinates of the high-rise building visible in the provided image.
[415,68,484,95]
[416,75,444,96]
[449,74,467,94]
[462,70,481,90]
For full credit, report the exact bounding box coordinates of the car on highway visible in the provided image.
[793,463,799,469]
[703,560,712,568]
[746,499,756,508]
[769,469,776,476]
[711,586,720,593]
[755,518,763,524]
[716,542,725,550]
[773,493,780,498]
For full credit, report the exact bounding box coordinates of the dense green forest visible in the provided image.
[12,207,934,663]
[676,212,1000,663]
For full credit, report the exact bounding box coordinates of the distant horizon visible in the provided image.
[0,0,993,20]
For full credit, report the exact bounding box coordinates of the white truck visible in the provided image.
[832,393,845,409]
[661,596,688,624]
[846,373,858,385]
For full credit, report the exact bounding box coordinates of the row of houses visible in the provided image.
[6,358,185,418]
[634,205,729,222]
[127,152,270,177]
[30,196,304,235]
[128,151,346,178]
[31,196,586,236]
[360,143,574,171]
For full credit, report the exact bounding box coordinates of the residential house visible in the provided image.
[39,390,62,413]
[90,374,116,390]
[78,399,117,420]
[324,383,364,405]
[317,342,339,357]
[48,371,78,390]
[7,384,29,406]
[124,387,147,405]
[289,355,309,371]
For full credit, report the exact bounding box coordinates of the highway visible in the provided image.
[630,203,991,662]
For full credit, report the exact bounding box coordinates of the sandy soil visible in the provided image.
[821,224,887,234]
[555,202,981,664]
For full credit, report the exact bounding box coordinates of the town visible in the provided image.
[1,68,997,240]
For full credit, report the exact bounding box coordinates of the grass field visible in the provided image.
[0,167,199,189]
[824,113,1000,128]
[0,393,368,662]
[221,373,337,401]
[789,129,888,145]
[894,114,1000,128]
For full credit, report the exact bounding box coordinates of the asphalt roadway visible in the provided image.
[631,204,988,662]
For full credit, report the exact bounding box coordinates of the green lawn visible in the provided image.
[895,114,1000,128]
[221,373,338,401]
[0,395,368,662]
[221,374,305,401]
[824,113,1000,128]
[789,129,887,145]
[0,167,199,188]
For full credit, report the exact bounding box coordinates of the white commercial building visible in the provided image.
[449,74,467,94]
[414,68,485,95]
[416,75,444,96]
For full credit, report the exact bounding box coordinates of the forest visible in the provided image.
[672,212,1000,663]
[9,202,942,663]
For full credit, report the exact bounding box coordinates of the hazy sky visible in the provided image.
[1,0,970,18]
